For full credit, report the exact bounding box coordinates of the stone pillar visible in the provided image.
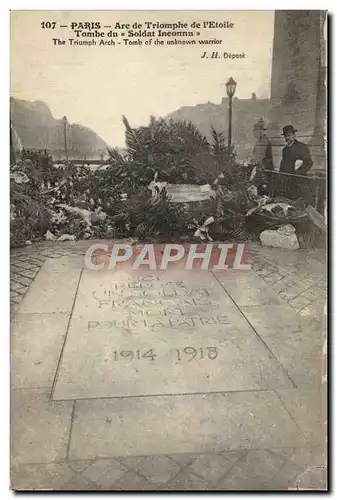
[269,10,327,173]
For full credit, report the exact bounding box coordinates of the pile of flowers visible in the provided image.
[10,117,324,248]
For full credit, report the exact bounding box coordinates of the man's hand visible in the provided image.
[295,159,303,171]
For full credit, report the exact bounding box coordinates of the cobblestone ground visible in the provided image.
[10,240,327,491]
[248,243,326,324]
[10,242,85,309]
[11,447,327,491]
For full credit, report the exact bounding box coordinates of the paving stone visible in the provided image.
[220,450,246,460]
[119,455,180,485]
[264,331,322,388]
[10,295,22,304]
[11,313,69,389]
[42,252,65,258]
[289,296,313,311]
[215,449,285,491]
[285,446,327,469]
[279,284,306,301]
[264,447,295,461]
[167,453,197,467]
[12,261,33,270]
[67,459,93,473]
[188,453,239,484]
[162,469,209,490]
[271,275,298,293]
[240,304,321,339]
[111,471,155,491]
[60,472,97,490]
[276,390,326,445]
[12,275,33,287]
[10,282,28,293]
[299,296,326,322]
[82,458,127,488]
[11,261,31,270]
[69,392,305,460]
[241,306,323,387]
[13,268,38,279]
[262,272,287,285]
[293,465,328,490]
[254,269,277,279]
[18,259,82,314]
[273,447,328,489]
[299,288,324,301]
[215,270,284,306]
[10,265,25,274]
[15,287,29,296]
[11,389,73,465]
[11,462,75,491]
[271,460,306,490]
[253,265,278,277]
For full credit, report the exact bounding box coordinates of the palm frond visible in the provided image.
[122,115,146,158]
[107,147,127,166]
[211,126,227,154]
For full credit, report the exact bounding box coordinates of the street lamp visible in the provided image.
[257,117,265,141]
[62,116,68,161]
[225,77,237,151]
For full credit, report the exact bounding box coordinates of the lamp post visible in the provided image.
[225,77,237,152]
[257,117,265,141]
[62,116,68,161]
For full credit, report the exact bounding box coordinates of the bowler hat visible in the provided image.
[282,125,297,135]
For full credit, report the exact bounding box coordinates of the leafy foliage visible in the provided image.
[10,117,255,246]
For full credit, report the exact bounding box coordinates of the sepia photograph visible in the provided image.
[9,10,327,491]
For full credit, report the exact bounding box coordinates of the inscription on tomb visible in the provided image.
[93,285,211,301]
[53,270,293,400]
[109,346,218,363]
[88,316,231,329]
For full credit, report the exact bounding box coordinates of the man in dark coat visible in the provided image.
[279,125,313,175]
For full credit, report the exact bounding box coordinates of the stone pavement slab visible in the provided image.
[68,391,306,460]
[53,269,293,400]
[11,462,75,491]
[261,329,322,389]
[9,241,327,490]
[119,455,180,485]
[159,469,209,490]
[214,449,285,490]
[60,473,98,491]
[81,458,128,488]
[11,313,69,389]
[11,446,327,491]
[241,304,323,337]
[272,445,327,490]
[276,390,326,445]
[241,305,323,389]
[18,258,82,314]
[11,389,73,465]
[214,269,284,306]
[109,471,154,490]
[187,452,243,483]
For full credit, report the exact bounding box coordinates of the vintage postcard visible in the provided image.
[10,10,327,491]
